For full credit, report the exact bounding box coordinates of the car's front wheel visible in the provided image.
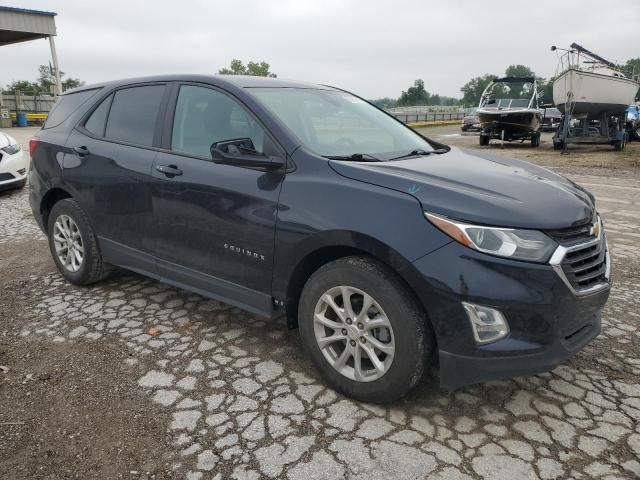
[298,256,433,403]
[47,199,111,285]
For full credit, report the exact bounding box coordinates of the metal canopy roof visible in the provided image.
[0,5,57,46]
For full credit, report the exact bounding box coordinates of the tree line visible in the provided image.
[4,57,638,107]
[2,65,84,94]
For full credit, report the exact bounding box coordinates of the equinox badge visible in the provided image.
[224,243,265,261]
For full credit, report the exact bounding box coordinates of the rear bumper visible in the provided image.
[541,122,560,131]
[28,166,47,233]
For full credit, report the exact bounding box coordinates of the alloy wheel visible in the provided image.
[53,214,84,273]
[313,286,395,382]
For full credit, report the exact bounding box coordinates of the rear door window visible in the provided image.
[104,85,165,147]
[43,88,100,129]
[84,94,113,137]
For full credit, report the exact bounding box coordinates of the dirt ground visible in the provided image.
[1,126,639,479]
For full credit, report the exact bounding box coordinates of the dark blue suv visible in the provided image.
[29,75,611,403]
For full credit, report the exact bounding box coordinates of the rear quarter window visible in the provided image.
[43,88,101,129]
[84,94,113,137]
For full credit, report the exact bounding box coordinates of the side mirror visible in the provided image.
[210,138,285,170]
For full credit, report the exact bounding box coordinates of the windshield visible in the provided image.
[249,88,437,159]
[480,82,535,110]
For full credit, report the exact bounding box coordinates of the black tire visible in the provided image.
[531,133,540,147]
[553,139,563,150]
[298,256,433,403]
[479,134,490,146]
[47,198,111,285]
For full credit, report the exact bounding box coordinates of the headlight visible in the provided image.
[425,212,557,262]
[1,144,21,155]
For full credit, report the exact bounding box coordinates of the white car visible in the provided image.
[0,131,27,190]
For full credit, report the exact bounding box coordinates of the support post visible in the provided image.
[48,35,62,95]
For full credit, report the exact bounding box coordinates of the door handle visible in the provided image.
[72,146,90,157]
[155,164,183,176]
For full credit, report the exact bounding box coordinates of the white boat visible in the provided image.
[476,77,542,146]
[552,43,640,115]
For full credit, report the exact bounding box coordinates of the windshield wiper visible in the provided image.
[389,148,447,161]
[323,153,381,162]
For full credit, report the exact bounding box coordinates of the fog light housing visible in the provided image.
[462,302,509,344]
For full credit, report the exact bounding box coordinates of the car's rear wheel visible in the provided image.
[479,134,490,146]
[298,256,432,403]
[47,199,111,285]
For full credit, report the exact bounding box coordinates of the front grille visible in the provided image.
[0,172,15,181]
[561,237,608,290]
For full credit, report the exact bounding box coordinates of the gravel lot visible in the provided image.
[1,126,639,479]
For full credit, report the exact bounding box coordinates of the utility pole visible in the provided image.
[48,35,62,95]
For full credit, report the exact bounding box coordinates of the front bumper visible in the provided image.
[401,240,610,390]
[0,149,28,190]
[439,314,601,389]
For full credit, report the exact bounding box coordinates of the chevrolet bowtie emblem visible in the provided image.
[589,222,600,237]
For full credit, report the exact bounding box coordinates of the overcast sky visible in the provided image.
[2,0,638,99]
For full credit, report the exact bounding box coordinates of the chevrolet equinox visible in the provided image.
[29,75,611,403]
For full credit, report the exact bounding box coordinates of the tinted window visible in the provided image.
[171,85,264,158]
[105,85,165,147]
[43,88,100,129]
[84,94,112,137]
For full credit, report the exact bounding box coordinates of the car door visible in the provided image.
[64,83,168,273]
[151,83,286,315]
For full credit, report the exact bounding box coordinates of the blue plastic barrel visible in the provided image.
[16,112,27,127]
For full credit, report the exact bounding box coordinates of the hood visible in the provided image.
[0,132,16,149]
[329,147,595,230]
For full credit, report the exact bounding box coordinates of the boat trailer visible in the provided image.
[552,110,628,152]
[480,122,541,148]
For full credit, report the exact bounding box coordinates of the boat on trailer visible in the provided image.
[551,43,640,151]
[476,77,542,147]
[553,43,639,116]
